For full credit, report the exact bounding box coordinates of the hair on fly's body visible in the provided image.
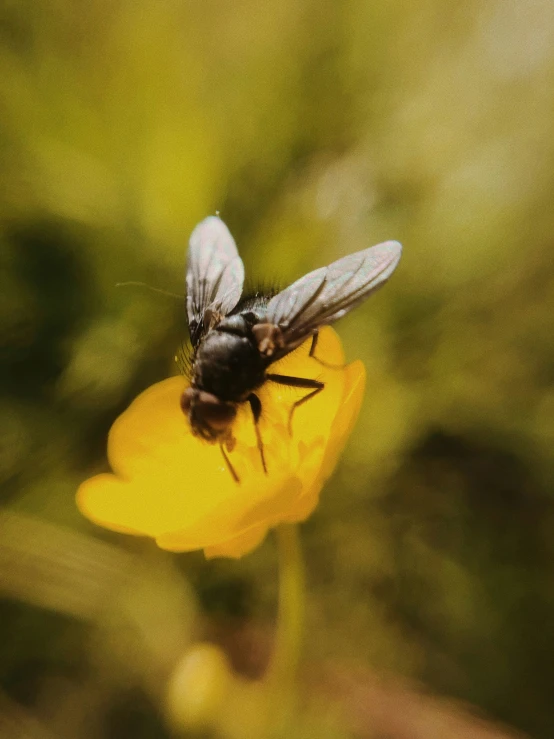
[175,341,195,379]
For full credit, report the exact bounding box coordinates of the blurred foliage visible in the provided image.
[1,0,554,737]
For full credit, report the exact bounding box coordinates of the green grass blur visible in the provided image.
[1,1,553,737]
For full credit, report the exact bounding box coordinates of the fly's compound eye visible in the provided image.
[182,388,237,432]
[196,392,237,431]
[180,387,195,414]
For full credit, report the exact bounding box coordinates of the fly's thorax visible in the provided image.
[192,326,266,401]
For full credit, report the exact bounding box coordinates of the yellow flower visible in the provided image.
[77,326,365,558]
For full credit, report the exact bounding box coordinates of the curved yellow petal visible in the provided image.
[283,360,366,523]
[202,524,269,560]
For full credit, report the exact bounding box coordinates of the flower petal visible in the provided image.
[202,524,269,559]
[284,360,366,523]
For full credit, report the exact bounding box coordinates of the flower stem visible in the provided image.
[267,523,305,727]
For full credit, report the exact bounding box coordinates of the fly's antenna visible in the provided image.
[115,281,184,300]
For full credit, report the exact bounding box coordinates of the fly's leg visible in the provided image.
[266,373,324,435]
[309,331,319,357]
[220,441,240,483]
[308,330,344,370]
[247,392,267,474]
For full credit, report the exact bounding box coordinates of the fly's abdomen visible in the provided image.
[193,330,266,402]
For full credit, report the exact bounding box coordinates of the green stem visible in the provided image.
[267,523,305,725]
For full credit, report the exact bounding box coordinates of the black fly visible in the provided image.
[180,216,402,482]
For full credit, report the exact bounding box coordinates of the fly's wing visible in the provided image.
[186,216,245,345]
[266,240,402,352]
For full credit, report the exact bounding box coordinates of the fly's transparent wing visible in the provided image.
[186,216,245,345]
[266,240,402,348]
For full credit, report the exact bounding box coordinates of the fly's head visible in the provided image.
[181,387,237,443]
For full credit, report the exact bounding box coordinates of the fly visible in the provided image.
[180,216,402,482]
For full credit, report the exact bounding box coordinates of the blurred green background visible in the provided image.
[1,1,554,737]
